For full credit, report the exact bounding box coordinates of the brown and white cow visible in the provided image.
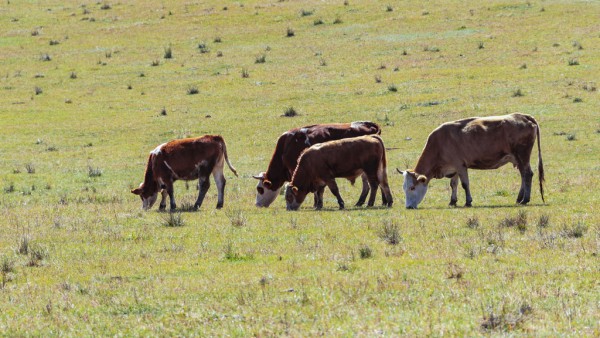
[253,121,381,208]
[398,113,544,209]
[285,135,393,210]
[131,135,237,211]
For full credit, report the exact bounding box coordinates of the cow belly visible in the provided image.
[470,154,516,170]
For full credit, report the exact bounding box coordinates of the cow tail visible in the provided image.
[221,138,238,177]
[536,122,545,203]
[373,135,387,177]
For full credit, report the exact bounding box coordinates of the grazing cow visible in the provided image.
[398,113,544,209]
[131,135,237,211]
[253,121,381,207]
[285,135,393,211]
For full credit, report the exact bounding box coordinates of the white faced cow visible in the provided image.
[398,113,544,209]
[131,135,237,211]
[285,135,393,210]
[253,122,381,208]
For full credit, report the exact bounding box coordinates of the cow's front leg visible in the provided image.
[458,170,473,207]
[314,186,325,210]
[195,175,210,210]
[449,174,459,206]
[355,174,369,207]
[367,178,379,207]
[159,189,168,211]
[326,179,345,210]
[165,181,177,210]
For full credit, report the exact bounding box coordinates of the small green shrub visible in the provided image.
[255,54,266,64]
[286,27,295,37]
[379,220,401,245]
[187,86,199,95]
[164,46,172,59]
[359,245,373,259]
[163,212,185,227]
[283,107,298,117]
[466,216,480,229]
[387,84,398,92]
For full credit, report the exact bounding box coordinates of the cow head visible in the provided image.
[398,169,428,209]
[284,184,306,211]
[253,172,281,207]
[131,183,159,210]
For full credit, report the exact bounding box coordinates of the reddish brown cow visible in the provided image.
[285,135,393,210]
[131,135,237,211]
[398,113,544,209]
[253,121,381,207]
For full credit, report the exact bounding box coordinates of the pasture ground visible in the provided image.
[1,0,598,335]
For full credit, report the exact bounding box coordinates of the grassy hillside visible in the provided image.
[0,0,598,335]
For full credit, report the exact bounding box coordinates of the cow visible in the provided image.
[131,135,238,211]
[253,121,381,208]
[284,135,393,211]
[397,113,544,209]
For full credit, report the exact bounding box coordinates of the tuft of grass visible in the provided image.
[572,97,583,103]
[198,43,209,54]
[160,107,167,116]
[313,18,324,25]
[300,9,313,17]
[27,245,48,267]
[241,68,249,78]
[359,245,373,259]
[88,166,102,177]
[566,133,576,141]
[466,216,480,229]
[374,75,382,83]
[387,84,398,92]
[17,235,31,255]
[385,5,393,12]
[286,27,295,37]
[39,53,51,61]
[582,82,596,92]
[333,17,343,24]
[162,212,185,227]
[226,209,247,227]
[187,86,199,95]
[481,302,533,332]
[163,46,172,59]
[69,72,77,79]
[4,183,15,193]
[512,88,524,97]
[150,60,160,66]
[34,86,43,95]
[46,146,58,152]
[568,58,579,66]
[379,220,401,245]
[100,3,111,10]
[500,210,527,231]
[49,39,60,45]
[283,107,298,117]
[423,45,440,52]
[255,54,266,64]
[560,222,587,238]
[25,163,35,174]
[213,36,222,43]
[537,214,550,228]
[478,41,484,49]
[446,262,464,280]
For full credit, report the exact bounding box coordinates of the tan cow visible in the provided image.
[131,135,237,211]
[398,113,544,209]
[285,135,393,210]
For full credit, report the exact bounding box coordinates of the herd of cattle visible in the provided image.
[131,113,545,211]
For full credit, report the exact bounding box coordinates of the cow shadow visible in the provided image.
[415,202,547,210]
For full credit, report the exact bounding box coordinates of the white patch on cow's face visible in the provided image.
[284,185,300,210]
[402,171,428,209]
[150,143,166,156]
[253,172,281,207]
[142,192,158,210]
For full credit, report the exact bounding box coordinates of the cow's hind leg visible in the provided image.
[326,179,345,210]
[355,174,369,207]
[314,186,325,210]
[449,174,459,206]
[194,175,211,210]
[213,170,227,209]
[517,164,533,205]
[366,177,380,207]
[458,170,473,207]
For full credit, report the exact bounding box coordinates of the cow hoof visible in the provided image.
[449,200,457,207]
[216,204,223,209]
[464,203,472,208]
[193,205,200,211]
[339,204,345,210]
[159,205,166,211]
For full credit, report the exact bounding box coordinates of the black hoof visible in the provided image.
[159,205,166,211]
[449,201,457,207]
[464,203,472,208]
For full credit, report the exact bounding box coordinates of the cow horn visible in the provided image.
[417,175,427,183]
[263,180,272,188]
[396,168,405,175]
[291,186,298,194]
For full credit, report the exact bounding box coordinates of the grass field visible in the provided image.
[1,0,598,335]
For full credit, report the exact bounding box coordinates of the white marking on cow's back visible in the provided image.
[151,143,166,156]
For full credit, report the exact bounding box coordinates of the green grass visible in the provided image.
[0,0,599,335]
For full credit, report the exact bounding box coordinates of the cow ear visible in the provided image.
[263,180,272,189]
[417,175,427,183]
[131,187,142,195]
[291,186,298,195]
[252,172,265,180]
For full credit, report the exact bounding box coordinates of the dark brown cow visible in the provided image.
[131,135,237,211]
[398,113,544,209]
[285,135,393,210]
[253,121,381,207]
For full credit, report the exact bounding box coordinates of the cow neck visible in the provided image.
[264,134,291,189]
[143,154,159,195]
[413,142,439,179]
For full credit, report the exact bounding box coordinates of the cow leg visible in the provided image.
[517,164,533,205]
[458,170,473,207]
[367,178,379,207]
[449,174,459,206]
[355,174,369,207]
[314,186,325,210]
[164,181,176,210]
[326,180,345,210]
[194,175,211,210]
[379,180,393,208]
[213,170,226,209]
[159,189,168,211]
